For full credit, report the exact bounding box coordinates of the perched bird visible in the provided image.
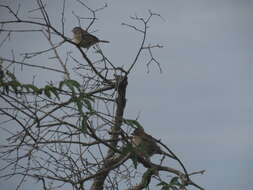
[72,27,109,49]
[132,127,164,158]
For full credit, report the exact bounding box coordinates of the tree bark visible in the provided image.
[90,75,128,190]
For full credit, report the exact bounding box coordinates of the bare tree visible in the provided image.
[0,1,205,190]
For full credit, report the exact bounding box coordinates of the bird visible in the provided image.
[131,127,165,158]
[72,27,109,49]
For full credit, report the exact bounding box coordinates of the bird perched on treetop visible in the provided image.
[132,127,173,159]
[72,27,109,49]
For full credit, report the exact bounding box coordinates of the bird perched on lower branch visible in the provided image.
[132,127,173,159]
[72,27,109,49]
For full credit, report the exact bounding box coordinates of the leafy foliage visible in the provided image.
[123,119,143,129]
[0,70,84,100]
[157,177,187,190]
[0,69,95,133]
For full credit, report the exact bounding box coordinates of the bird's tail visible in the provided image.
[99,40,110,43]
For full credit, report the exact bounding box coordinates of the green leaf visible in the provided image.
[76,99,83,113]
[72,93,94,112]
[22,84,39,93]
[83,99,93,111]
[59,79,80,94]
[131,153,139,169]
[8,80,21,92]
[6,71,16,80]
[59,80,64,90]
[170,177,180,186]
[79,92,94,101]
[80,115,88,135]
[37,88,43,95]
[86,110,96,116]
[43,85,60,99]
[157,181,172,190]
[66,79,80,89]
[44,85,52,98]
[4,84,9,94]
[142,168,155,188]
[124,119,143,129]
[0,70,4,81]
[48,86,60,100]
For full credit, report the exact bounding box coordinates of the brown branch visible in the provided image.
[125,168,155,190]
[77,46,113,85]
[136,156,205,190]
[89,75,128,190]
[79,152,131,185]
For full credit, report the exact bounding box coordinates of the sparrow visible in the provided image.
[131,127,164,158]
[72,27,109,49]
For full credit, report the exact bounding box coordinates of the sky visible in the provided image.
[0,0,253,189]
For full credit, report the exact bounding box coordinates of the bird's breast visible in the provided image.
[132,136,142,147]
[73,33,82,44]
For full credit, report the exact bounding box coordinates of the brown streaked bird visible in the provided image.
[132,127,174,159]
[132,127,164,158]
[72,27,109,49]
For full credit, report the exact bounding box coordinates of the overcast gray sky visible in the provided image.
[1,0,253,189]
